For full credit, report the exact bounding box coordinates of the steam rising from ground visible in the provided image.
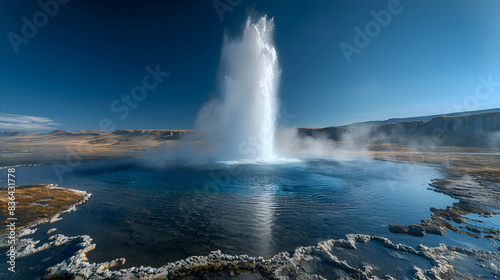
[488,131,500,147]
[275,128,332,156]
[274,127,371,161]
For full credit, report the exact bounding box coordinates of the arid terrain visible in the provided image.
[0,129,195,166]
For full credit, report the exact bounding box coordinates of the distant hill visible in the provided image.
[111,129,193,140]
[342,108,500,127]
[0,129,197,145]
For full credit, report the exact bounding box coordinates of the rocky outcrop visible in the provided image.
[344,108,500,128]
[299,112,500,147]
[374,112,500,146]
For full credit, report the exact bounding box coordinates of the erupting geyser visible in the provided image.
[196,16,281,162]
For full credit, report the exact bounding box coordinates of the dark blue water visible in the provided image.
[3,157,493,271]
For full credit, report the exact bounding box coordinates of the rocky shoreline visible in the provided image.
[42,233,500,280]
[387,166,500,243]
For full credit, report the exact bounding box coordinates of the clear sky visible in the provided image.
[1,0,500,131]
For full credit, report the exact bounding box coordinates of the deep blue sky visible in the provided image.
[1,0,500,131]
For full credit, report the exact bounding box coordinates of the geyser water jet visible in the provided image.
[196,16,281,162]
[220,16,279,161]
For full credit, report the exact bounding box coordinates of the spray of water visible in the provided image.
[196,16,284,163]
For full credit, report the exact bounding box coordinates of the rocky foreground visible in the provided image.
[41,232,500,280]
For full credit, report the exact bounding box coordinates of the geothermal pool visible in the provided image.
[5,157,498,279]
